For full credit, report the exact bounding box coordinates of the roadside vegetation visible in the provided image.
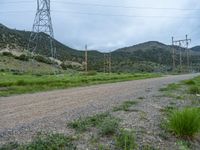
[0,72,160,96]
[159,76,200,149]
[0,133,76,150]
[113,100,138,112]
[167,108,200,138]
[67,111,137,149]
[2,75,200,149]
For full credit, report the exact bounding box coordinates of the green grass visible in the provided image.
[160,105,176,116]
[0,72,161,96]
[68,112,120,136]
[113,101,138,112]
[188,86,200,94]
[159,83,181,92]
[115,129,137,150]
[167,107,200,138]
[98,116,119,136]
[68,113,110,132]
[0,133,76,150]
[176,141,191,150]
[183,76,200,95]
[184,80,196,85]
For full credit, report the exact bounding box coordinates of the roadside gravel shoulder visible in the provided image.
[0,74,199,147]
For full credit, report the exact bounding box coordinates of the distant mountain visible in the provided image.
[116,41,172,53]
[191,46,200,52]
[0,23,200,72]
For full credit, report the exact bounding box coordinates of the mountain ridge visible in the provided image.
[0,23,200,72]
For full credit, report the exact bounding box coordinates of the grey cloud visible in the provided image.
[0,0,200,51]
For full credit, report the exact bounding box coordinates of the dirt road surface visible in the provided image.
[0,74,199,144]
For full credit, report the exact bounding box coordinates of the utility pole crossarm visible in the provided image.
[172,35,191,72]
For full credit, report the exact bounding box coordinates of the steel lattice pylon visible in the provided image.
[28,0,56,58]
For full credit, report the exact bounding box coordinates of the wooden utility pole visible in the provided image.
[85,44,88,72]
[104,53,106,73]
[109,52,112,74]
[172,37,176,71]
[179,42,182,70]
[185,35,191,71]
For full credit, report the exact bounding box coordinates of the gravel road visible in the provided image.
[0,73,199,145]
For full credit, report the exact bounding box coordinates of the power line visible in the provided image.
[52,1,200,11]
[2,1,200,11]
[52,10,200,19]
[1,1,35,4]
[172,35,191,72]
[1,9,200,19]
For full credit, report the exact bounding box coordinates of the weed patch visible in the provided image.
[0,133,76,150]
[167,108,200,138]
[159,83,180,91]
[98,117,119,136]
[68,113,109,132]
[113,101,138,112]
[188,86,200,94]
[115,129,137,150]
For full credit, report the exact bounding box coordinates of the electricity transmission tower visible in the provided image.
[109,52,112,74]
[85,44,88,72]
[28,0,56,58]
[171,37,176,71]
[103,53,111,73]
[172,35,191,72]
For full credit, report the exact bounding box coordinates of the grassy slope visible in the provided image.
[0,72,161,97]
[0,55,63,74]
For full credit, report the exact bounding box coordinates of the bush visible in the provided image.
[115,129,137,150]
[189,86,200,94]
[34,55,53,64]
[2,52,13,57]
[15,54,29,61]
[16,80,26,86]
[184,80,196,85]
[85,71,97,76]
[167,108,200,138]
[60,63,68,70]
[61,61,84,71]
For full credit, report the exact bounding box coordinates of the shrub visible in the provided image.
[2,52,13,57]
[16,80,26,86]
[98,117,119,136]
[189,86,200,94]
[61,61,84,71]
[60,63,68,70]
[85,71,97,76]
[115,129,137,150]
[34,55,53,64]
[167,108,200,138]
[184,80,195,85]
[15,54,29,61]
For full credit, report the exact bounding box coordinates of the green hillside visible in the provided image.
[1,23,200,73]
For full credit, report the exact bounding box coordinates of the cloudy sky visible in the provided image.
[0,0,200,51]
